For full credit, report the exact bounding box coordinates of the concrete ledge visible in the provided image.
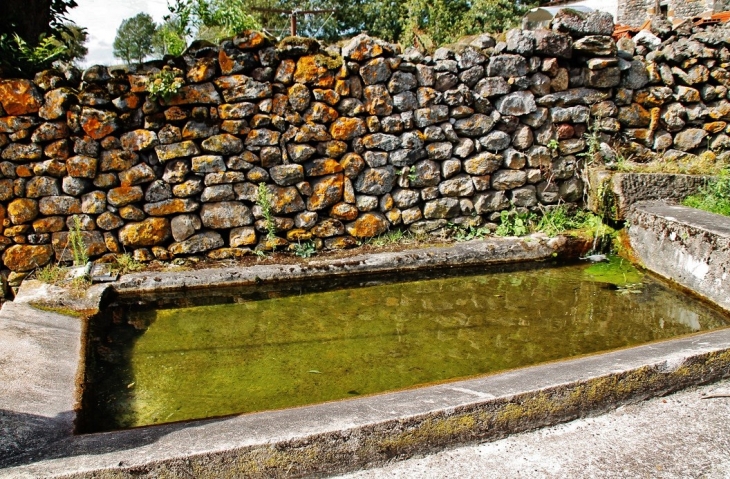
[2,326,730,478]
[629,202,730,312]
[0,302,82,466]
[587,169,707,220]
[113,234,578,297]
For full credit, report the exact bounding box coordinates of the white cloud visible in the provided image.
[67,0,171,67]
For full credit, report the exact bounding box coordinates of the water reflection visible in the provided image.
[82,261,729,432]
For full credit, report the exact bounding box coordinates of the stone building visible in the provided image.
[616,0,730,27]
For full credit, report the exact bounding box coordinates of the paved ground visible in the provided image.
[336,378,730,479]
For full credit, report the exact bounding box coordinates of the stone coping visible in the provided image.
[629,202,730,312]
[1,233,729,478]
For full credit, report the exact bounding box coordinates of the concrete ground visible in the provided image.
[336,378,730,479]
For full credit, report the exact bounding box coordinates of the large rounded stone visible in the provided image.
[345,212,389,238]
[169,231,224,255]
[2,244,53,271]
[330,117,367,141]
[307,174,344,211]
[200,201,253,229]
[119,218,171,247]
[674,129,708,152]
[268,185,306,214]
[7,198,39,224]
[355,167,397,194]
[495,91,536,116]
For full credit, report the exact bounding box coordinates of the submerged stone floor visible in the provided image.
[337,378,730,479]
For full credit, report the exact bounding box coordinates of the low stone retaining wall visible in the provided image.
[629,202,730,311]
[587,169,708,220]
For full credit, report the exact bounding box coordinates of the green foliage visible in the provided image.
[34,263,67,284]
[153,19,188,57]
[0,0,83,76]
[583,256,644,287]
[682,170,730,217]
[292,241,317,258]
[495,210,534,237]
[547,139,559,151]
[534,205,602,237]
[146,67,185,101]
[166,0,260,46]
[450,224,491,241]
[367,229,410,247]
[463,0,537,36]
[112,253,145,274]
[113,13,158,65]
[68,215,88,267]
[256,182,277,250]
[400,165,417,183]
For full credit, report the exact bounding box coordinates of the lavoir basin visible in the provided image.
[80,258,730,433]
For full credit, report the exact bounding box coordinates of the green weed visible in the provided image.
[367,229,410,247]
[34,263,67,284]
[113,253,144,274]
[68,215,88,267]
[682,170,730,217]
[495,210,534,237]
[292,241,317,258]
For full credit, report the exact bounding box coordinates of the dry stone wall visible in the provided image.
[1,10,730,276]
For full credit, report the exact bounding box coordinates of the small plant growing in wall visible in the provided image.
[292,240,317,258]
[68,215,89,267]
[146,66,185,102]
[547,139,559,151]
[400,165,417,183]
[256,182,278,251]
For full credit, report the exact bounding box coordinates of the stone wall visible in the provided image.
[0,10,729,276]
[618,0,730,27]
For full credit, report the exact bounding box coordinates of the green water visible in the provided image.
[83,260,729,432]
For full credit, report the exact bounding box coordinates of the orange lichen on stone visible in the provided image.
[330,117,367,141]
[0,80,42,115]
[2,244,54,271]
[346,212,389,238]
[294,56,335,88]
[119,218,171,247]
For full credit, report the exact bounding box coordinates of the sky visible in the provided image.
[67,0,170,67]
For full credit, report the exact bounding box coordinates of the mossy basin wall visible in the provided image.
[81,259,730,433]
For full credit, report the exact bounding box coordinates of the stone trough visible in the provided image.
[1,211,730,478]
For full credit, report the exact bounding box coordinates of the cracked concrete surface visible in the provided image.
[337,379,730,479]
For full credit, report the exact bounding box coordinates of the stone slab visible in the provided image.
[587,169,708,221]
[0,302,82,466]
[629,202,730,312]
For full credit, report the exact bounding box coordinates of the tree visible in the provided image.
[0,0,84,77]
[153,17,188,57]
[463,0,538,35]
[165,0,260,47]
[113,13,158,65]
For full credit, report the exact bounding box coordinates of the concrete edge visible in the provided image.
[628,202,730,312]
[4,327,730,478]
[111,234,577,297]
